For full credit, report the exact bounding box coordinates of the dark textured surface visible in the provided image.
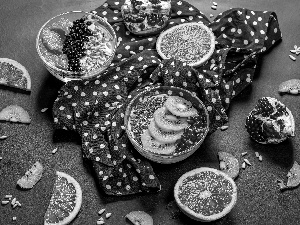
[0,0,300,224]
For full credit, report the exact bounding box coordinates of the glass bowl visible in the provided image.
[36,11,117,82]
[124,86,210,164]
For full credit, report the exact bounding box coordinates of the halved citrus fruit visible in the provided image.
[174,167,237,222]
[0,58,31,91]
[44,171,82,225]
[0,105,31,123]
[156,22,215,67]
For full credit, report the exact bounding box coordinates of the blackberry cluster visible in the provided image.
[62,18,93,72]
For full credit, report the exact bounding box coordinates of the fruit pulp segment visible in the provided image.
[44,176,77,223]
[0,62,28,88]
[177,171,234,216]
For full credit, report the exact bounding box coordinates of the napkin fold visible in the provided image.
[52,0,282,195]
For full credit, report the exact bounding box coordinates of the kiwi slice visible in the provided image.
[141,129,176,155]
[165,96,198,117]
[148,119,183,144]
[153,107,189,132]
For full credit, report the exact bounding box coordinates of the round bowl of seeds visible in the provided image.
[124,86,209,164]
[156,22,215,67]
[36,11,117,82]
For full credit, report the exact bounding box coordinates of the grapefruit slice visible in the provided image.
[17,161,44,189]
[218,152,240,180]
[44,171,82,225]
[165,96,198,118]
[0,105,31,123]
[286,161,300,188]
[156,22,215,67]
[0,58,31,91]
[125,211,153,225]
[174,167,237,222]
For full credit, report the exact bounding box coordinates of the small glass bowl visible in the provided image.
[124,86,210,164]
[36,11,117,82]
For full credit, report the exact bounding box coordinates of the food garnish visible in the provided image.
[44,171,82,225]
[125,210,153,225]
[0,58,31,92]
[218,151,240,179]
[245,97,295,144]
[278,79,300,95]
[0,105,31,124]
[17,161,44,189]
[174,167,237,222]
[286,161,300,188]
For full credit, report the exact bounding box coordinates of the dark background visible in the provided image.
[1,0,300,224]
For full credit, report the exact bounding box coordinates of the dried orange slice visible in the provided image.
[218,152,240,179]
[156,22,215,67]
[125,210,153,225]
[0,58,31,91]
[0,105,31,124]
[17,161,44,189]
[174,167,237,222]
[286,161,300,188]
[44,171,82,225]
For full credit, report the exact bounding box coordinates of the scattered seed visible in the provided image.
[211,5,217,10]
[15,201,21,206]
[41,108,48,113]
[258,155,263,161]
[98,217,104,221]
[289,55,296,61]
[241,152,248,156]
[96,221,105,225]
[0,156,2,160]
[5,195,12,200]
[12,216,17,221]
[98,208,106,215]
[1,200,10,205]
[209,14,214,18]
[12,203,19,209]
[220,125,229,131]
[105,212,112,219]
[276,179,287,190]
[255,152,260,158]
[244,158,252,166]
[0,135,8,140]
[52,148,58,154]
[11,198,16,206]
[242,161,246,169]
[290,49,297,54]
[213,1,218,6]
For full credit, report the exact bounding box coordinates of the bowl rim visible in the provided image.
[124,85,210,163]
[36,10,117,81]
[156,22,215,67]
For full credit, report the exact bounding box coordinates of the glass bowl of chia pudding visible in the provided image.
[36,11,117,82]
[124,86,209,164]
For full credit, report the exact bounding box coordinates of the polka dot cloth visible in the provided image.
[52,0,282,196]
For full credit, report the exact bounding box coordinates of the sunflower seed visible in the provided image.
[0,156,2,160]
[0,135,8,140]
[242,161,246,169]
[11,198,16,205]
[210,14,214,18]
[211,5,217,10]
[258,155,263,161]
[98,208,105,215]
[220,125,229,131]
[96,221,105,225]
[241,152,248,156]
[255,152,260,158]
[1,200,10,205]
[12,217,17,221]
[244,158,251,166]
[15,201,21,206]
[289,55,296,61]
[12,203,18,209]
[213,2,218,6]
[41,108,48,113]
[52,148,58,154]
[105,212,112,219]
[5,195,12,200]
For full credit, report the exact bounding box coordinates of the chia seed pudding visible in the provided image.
[37,12,116,80]
[127,92,208,156]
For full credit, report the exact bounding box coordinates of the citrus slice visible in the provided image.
[17,161,44,189]
[0,105,31,124]
[156,22,215,67]
[165,96,198,118]
[174,167,237,222]
[0,58,31,91]
[44,171,82,225]
[125,210,154,225]
[218,152,240,179]
[286,161,300,188]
